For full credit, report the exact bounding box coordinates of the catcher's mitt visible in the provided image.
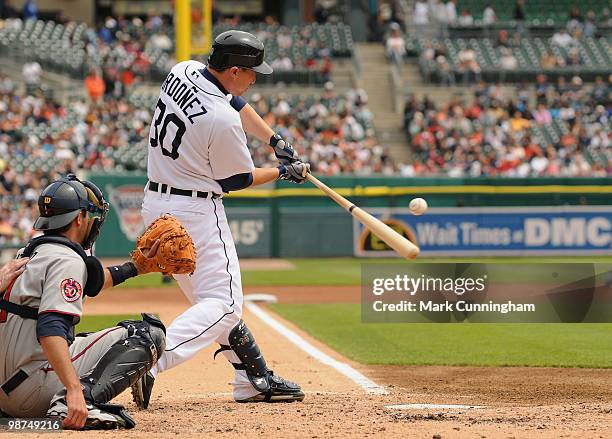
[131,215,196,275]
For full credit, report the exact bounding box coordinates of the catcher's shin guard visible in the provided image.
[81,313,166,404]
[215,320,304,402]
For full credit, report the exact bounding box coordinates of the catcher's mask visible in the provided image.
[34,174,109,250]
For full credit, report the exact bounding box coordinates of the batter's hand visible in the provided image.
[0,258,28,293]
[279,161,311,184]
[270,134,299,164]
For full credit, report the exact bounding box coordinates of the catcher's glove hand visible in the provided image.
[130,215,196,275]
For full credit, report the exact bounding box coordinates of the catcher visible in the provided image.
[0,174,195,430]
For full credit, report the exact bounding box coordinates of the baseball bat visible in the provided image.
[305,174,420,259]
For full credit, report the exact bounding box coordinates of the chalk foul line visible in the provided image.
[245,302,388,395]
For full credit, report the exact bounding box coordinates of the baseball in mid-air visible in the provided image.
[409,198,428,215]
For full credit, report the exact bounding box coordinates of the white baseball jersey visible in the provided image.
[147,60,255,193]
[141,60,264,401]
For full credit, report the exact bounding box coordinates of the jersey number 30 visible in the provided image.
[150,99,186,160]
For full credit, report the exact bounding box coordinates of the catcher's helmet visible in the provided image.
[34,174,109,249]
[207,30,273,74]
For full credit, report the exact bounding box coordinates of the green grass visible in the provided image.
[76,314,140,333]
[118,256,612,288]
[269,303,612,368]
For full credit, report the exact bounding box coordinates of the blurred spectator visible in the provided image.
[436,55,455,86]
[320,56,333,82]
[533,103,552,125]
[565,48,582,66]
[552,29,575,48]
[583,10,597,38]
[457,47,481,83]
[591,76,609,105]
[85,69,105,103]
[433,0,448,26]
[276,27,293,50]
[482,4,497,26]
[566,7,583,35]
[22,0,37,20]
[540,51,559,69]
[601,8,612,27]
[149,30,172,51]
[271,52,293,71]
[513,0,525,21]
[496,30,510,48]
[499,48,518,70]
[446,0,458,25]
[457,10,474,26]
[346,82,368,107]
[385,23,406,65]
[314,0,333,24]
[22,61,42,94]
[413,0,429,25]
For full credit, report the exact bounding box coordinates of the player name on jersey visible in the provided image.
[160,72,208,124]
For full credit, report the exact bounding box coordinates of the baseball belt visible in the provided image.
[148,181,222,199]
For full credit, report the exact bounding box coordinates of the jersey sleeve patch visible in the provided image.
[60,278,83,303]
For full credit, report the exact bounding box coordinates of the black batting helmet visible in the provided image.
[34,174,109,249]
[207,30,273,74]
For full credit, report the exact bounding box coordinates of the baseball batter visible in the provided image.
[0,175,166,430]
[135,30,309,406]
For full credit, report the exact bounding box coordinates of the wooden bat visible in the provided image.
[305,174,420,259]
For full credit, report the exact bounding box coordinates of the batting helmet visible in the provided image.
[34,174,109,249]
[207,30,273,74]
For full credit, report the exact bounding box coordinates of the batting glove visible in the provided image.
[270,133,299,165]
[278,161,310,184]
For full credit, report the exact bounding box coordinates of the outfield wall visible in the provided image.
[86,174,612,257]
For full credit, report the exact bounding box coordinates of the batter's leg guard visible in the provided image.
[215,320,304,403]
[61,313,166,428]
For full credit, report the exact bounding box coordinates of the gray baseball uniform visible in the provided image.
[0,243,127,417]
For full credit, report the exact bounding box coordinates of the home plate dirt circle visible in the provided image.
[386,404,486,410]
[77,285,612,438]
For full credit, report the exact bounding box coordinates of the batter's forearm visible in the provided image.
[250,167,281,187]
[40,336,82,392]
[239,103,274,145]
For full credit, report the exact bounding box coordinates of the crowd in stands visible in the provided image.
[0,11,352,86]
[411,0,611,29]
[402,76,610,177]
[0,72,154,244]
[247,81,394,176]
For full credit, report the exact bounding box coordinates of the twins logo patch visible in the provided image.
[60,278,83,302]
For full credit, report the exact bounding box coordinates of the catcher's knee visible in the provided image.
[82,314,166,403]
[117,313,166,355]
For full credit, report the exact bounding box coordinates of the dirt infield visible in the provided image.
[72,286,611,438]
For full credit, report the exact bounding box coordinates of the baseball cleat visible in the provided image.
[131,371,155,409]
[236,372,305,403]
[47,398,135,430]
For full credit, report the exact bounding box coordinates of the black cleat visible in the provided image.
[236,371,305,403]
[131,371,155,409]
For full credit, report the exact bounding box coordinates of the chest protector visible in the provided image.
[21,235,105,298]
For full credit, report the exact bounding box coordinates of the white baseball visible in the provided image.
[409,198,428,215]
